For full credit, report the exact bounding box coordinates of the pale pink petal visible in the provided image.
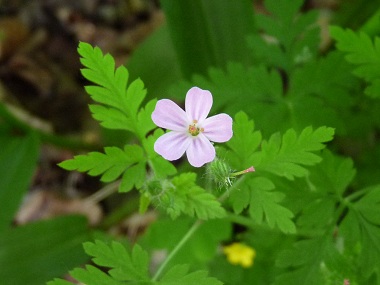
[154,132,190,161]
[186,134,215,167]
[185,87,213,123]
[152,99,188,131]
[202,113,233,143]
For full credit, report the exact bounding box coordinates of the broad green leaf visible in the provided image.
[160,0,255,78]
[0,216,90,285]
[0,133,39,231]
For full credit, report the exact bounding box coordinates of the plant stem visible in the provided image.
[345,188,371,202]
[152,220,203,281]
[218,175,248,203]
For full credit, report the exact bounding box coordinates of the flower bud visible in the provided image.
[207,158,255,188]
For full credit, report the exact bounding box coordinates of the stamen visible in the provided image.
[188,120,204,136]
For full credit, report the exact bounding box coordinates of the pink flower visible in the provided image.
[151,87,233,167]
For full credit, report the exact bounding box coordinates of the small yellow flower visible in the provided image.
[223,242,256,268]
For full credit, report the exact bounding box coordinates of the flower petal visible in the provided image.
[152,99,188,131]
[202,113,233,142]
[185,87,213,123]
[186,134,215,167]
[154,132,190,161]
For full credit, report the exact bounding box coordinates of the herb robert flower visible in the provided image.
[151,87,233,167]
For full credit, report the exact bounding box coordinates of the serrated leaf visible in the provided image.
[159,264,223,285]
[250,177,295,233]
[119,161,146,192]
[78,42,147,134]
[258,126,334,180]
[226,111,261,169]
[158,173,225,220]
[59,145,144,183]
[330,26,380,98]
[83,240,150,282]
[356,186,380,225]
[70,265,125,285]
[248,0,319,72]
[136,98,157,137]
[275,236,331,285]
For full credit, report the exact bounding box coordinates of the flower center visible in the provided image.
[188,120,204,136]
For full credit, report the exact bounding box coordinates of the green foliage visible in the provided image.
[60,43,177,193]
[146,173,225,220]
[225,112,334,234]
[257,126,335,180]
[59,145,146,192]
[330,26,380,98]
[48,240,223,285]
[0,133,39,231]
[78,42,156,139]
[1,216,90,285]
[45,1,380,283]
[340,185,380,279]
[248,0,319,73]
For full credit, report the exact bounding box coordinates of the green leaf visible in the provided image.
[149,173,225,220]
[248,177,295,234]
[59,145,144,183]
[226,111,261,169]
[78,42,147,135]
[330,26,380,98]
[356,186,380,225]
[310,150,356,196]
[83,240,150,282]
[159,264,223,285]
[258,126,335,180]
[1,216,90,285]
[248,0,319,73]
[275,235,332,285]
[169,173,226,220]
[69,265,125,285]
[160,0,255,78]
[0,133,39,231]
[288,51,358,135]
[340,185,380,278]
